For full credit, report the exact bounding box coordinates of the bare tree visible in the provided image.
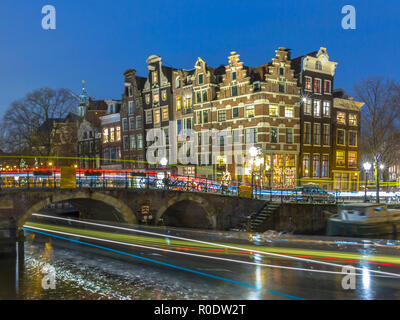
[355,76,400,167]
[1,88,77,157]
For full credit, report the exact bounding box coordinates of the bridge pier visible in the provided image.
[0,218,24,299]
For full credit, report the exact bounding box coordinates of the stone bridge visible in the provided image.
[0,188,265,234]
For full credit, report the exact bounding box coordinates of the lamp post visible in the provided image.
[363,162,371,202]
[249,147,259,199]
[160,157,168,189]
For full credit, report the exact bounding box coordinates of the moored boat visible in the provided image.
[327,203,400,237]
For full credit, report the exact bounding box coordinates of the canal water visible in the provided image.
[17,231,239,300]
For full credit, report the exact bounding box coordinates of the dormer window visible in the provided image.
[176,76,181,88]
[280,67,284,76]
[316,61,322,71]
[232,71,236,81]
[198,74,204,84]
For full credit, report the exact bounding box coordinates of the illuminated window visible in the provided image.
[162,90,167,101]
[110,127,115,142]
[162,107,169,120]
[348,151,357,167]
[313,154,320,177]
[304,98,312,115]
[302,154,310,177]
[314,79,321,93]
[349,114,357,126]
[323,101,330,117]
[246,105,255,118]
[269,105,279,116]
[336,151,345,166]
[102,128,108,143]
[176,96,181,111]
[285,106,294,118]
[152,71,158,84]
[314,100,321,117]
[116,126,121,141]
[153,92,159,104]
[304,77,312,91]
[154,109,161,124]
[337,129,345,145]
[145,94,150,104]
[322,155,329,177]
[337,112,346,124]
[185,96,192,109]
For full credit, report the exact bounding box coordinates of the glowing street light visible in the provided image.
[363,162,371,202]
[159,157,168,166]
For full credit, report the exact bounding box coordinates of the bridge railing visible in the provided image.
[1,169,400,204]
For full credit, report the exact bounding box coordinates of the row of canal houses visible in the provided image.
[76,47,364,191]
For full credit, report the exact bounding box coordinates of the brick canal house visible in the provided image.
[77,84,108,169]
[142,55,177,172]
[291,47,338,190]
[100,99,122,169]
[331,89,363,191]
[120,69,146,170]
[172,67,196,176]
[193,48,301,188]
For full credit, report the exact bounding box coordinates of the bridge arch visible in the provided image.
[155,193,216,229]
[18,190,137,227]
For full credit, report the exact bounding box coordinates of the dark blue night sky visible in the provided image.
[0,0,399,115]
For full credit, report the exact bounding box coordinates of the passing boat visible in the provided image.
[327,203,400,237]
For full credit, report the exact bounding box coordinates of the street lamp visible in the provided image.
[249,147,259,198]
[363,162,371,202]
[159,157,168,189]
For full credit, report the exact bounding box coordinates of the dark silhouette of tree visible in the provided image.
[355,76,400,167]
[1,88,77,157]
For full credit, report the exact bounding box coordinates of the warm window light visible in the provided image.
[48,162,53,166]
[74,164,78,168]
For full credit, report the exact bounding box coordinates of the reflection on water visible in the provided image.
[19,232,234,300]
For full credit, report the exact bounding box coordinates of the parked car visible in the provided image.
[291,185,335,203]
